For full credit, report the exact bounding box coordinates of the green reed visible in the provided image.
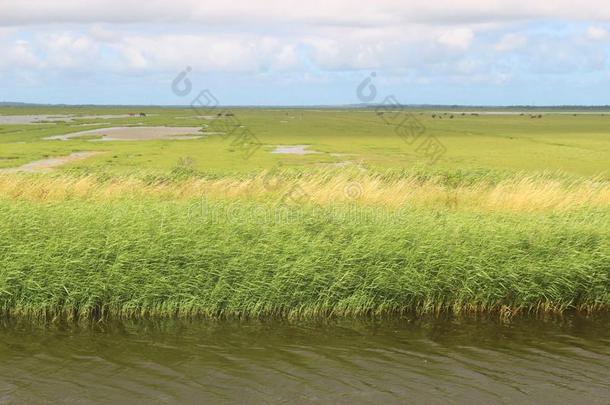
[0,198,607,320]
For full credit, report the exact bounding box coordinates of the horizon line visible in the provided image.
[2,102,610,110]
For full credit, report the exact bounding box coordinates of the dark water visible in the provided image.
[1,315,609,404]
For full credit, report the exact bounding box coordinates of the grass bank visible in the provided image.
[0,196,607,320]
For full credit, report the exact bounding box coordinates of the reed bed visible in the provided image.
[0,196,608,320]
[0,171,609,213]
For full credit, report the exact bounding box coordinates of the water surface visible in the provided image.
[0,152,101,173]
[1,315,608,404]
[271,145,319,155]
[44,126,204,141]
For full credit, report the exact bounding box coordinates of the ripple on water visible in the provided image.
[0,315,609,403]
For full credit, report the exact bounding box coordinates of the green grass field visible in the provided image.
[1,106,609,177]
[0,106,608,320]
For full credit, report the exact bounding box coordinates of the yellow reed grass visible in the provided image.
[0,172,608,213]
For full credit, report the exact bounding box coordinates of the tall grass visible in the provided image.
[1,171,609,212]
[0,197,607,320]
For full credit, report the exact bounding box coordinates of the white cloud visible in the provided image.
[272,45,299,70]
[42,33,100,69]
[437,28,474,50]
[89,25,122,43]
[0,39,40,69]
[305,38,386,70]
[494,33,527,52]
[3,1,610,27]
[0,0,609,88]
[117,45,148,70]
[110,34,307,73]
[586,26,609,40]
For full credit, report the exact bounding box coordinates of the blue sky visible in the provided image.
[1,1,609,106]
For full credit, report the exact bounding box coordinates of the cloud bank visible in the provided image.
[0,1,609,104]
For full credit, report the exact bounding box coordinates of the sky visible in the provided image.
[1,0,609,106]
